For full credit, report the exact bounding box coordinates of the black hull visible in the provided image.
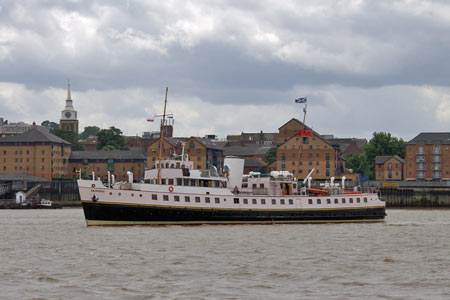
[82,201,386,225]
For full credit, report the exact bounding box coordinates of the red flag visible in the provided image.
[147,119,154,122]
[298,130,312,136]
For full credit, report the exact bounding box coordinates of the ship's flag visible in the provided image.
[147,118,154,122]
[295,97,307,103]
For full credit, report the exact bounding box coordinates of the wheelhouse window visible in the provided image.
[152,194,157,200]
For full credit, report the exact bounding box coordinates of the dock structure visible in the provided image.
[0,183,11,197]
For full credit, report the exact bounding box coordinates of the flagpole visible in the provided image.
[157,87,168,185]
[302,101,307,130]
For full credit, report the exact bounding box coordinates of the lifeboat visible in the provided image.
[306,188,328,196]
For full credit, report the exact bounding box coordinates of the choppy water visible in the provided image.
[1,209,450,300]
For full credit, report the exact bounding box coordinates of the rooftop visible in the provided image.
[407,132,450,145]
[0,126,70,145]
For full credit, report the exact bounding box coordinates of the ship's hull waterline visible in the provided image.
[81,201,386,226]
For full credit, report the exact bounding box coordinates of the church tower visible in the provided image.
[60,82,79,134]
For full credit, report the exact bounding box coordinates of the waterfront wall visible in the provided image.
[381,187,450,208]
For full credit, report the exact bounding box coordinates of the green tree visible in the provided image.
[344,132,405,179]
[80,126,100,140]
[54,129,85,151]
[364,132,405,179]
[41,120,59,134]
[101,145,117,151]
[96,126,127,150]
[264,146,277,165]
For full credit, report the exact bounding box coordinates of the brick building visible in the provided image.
[375,155,404,181]
[0,126,71,180]
[184,137,224,170]
[69,150,146,181]
[146,137,183,169]
[405,132,450,181]
[276,127,344,180]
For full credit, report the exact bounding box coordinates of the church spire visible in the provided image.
[67,80,72,100]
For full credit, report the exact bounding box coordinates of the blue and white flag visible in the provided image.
[295,97,307,103]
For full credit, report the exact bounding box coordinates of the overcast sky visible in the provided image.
[1,0,450,141]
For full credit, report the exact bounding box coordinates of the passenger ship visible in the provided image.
[78,155,386,226]
[78,88,385,225]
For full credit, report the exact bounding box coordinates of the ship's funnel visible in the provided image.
[223,156,244,189]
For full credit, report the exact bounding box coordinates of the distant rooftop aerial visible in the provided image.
[407,132,450,145]
[375,155,405,164]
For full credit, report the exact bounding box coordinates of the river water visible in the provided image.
[1,209,450,300]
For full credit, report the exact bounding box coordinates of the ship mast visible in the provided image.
[156,87,168,184]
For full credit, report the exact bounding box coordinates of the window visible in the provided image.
[195,197,201,203]
[131,193,134,197]
[303,137,309,144]
[169,179,174,185]
[356,198,360,203]
[243,199,248,204]
[317,199,321,204]
[259,184,264,188]
[326,199,331,204]
[349,198,353,203]
[272,199,276,205]
[185,196,190,202]
[261,199,266,205]
[334,198,338,204]
[280,199,285,205]
[174,195,180,202]
[308,199,313,204]
[205,197,210,203]
[234,198,239,204]
[364,197,367,203]
[252,199,257,204]
[215,197,220,203]
[118,193,122,196]
[342,198,346,204]
[163,195,169,201]
[288,199,293,205]
[152,194,157,200]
